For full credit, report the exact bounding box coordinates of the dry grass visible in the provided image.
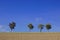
[0,32,60,40]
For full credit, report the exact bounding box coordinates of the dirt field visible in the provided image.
[0,32,60,40]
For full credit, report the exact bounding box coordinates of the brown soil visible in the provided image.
[0,32,60,40]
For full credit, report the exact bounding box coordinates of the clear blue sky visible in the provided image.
[0,0,60,32]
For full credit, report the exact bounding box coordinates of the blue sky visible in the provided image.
[0,0,60,32]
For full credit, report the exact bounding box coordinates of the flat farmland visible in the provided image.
[0,32,60,40]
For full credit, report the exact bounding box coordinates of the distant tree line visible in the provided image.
[9,22,52,32]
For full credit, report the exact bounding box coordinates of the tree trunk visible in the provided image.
[48,30,49,32]
[40,29,42,32]
[29,29,31,32]
[10,29,12,32]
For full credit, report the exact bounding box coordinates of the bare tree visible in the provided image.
[38,24,44,32]
[46,24,51,32]
[28,24,34,32]
[9,22,16,32]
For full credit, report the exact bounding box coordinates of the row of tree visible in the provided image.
[28,24,51,32]
[9,22,52,32]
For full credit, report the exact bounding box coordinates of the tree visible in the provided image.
[38,24,44,32]
[9,22,16,32]
[28,24,34,32]
[46,24,51,32]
